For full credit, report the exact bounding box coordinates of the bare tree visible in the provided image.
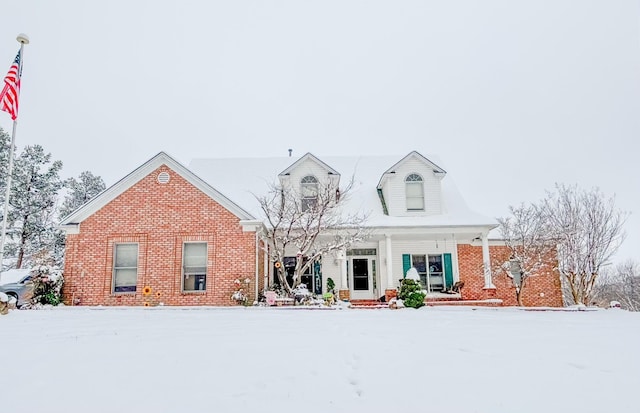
[497,204,556,306]
[592,260,640,311]
[543,184,626,305]
[257,176,369,294]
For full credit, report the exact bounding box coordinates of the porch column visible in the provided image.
[263,239,269,290]
[384,234,397,301]
[338,247,349,300]
[386,235,394,289]
[481,232,496,289]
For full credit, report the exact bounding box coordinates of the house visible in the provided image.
[60,153,263,306]
[60,151,563,307]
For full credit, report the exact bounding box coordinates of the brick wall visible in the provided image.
[62,165,258,306]
[457,244,563,307]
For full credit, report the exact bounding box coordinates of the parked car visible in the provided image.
[0,269,34,308]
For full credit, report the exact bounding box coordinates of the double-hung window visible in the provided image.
[405,173,425,211]
[183,242,207,291]
[411,254,428,288]
[300,175,319,212]
[113,243,138,293]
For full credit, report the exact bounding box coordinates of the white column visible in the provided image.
[481,232,495,289]
[339,248,348,289]
[386,235,394,289]
[263,239,269,290]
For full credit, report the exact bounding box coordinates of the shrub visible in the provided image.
[397,278,425,309]
[31,265,64,306]
[404,291,426,308]
[326,277,335,293]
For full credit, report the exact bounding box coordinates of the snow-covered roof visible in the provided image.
[60,152,256,229]
[279,152,340,177]
[377,150,446,189]
[189,153,498,230]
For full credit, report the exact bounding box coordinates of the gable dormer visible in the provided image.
[278,153,341,210]
[376,151,446,217]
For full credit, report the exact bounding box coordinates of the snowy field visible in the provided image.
[2,306,639,413]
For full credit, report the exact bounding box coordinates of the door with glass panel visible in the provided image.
[349,257,374,300]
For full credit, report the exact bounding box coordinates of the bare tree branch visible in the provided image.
[256,175,369,293]
[496,203,556,306]
[543,184,627,305]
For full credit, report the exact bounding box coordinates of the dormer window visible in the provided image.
[405,173,424,211]
[301,175,318,212]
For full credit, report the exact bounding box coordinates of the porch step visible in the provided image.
[349,299,388,309]
[426,299,503,307]
[349,298,503,308]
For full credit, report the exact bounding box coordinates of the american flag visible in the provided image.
[0,50,22,120]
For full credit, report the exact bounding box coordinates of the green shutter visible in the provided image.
[443,253,453,289]
[402,254,411,278]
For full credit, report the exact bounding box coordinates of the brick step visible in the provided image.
[425,295,463,302]
[426,299,503,307]
[350,298,502,308]
[349,299,387,309]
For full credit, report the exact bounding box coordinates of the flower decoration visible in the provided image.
[143,286,152,295]
[156,291,161,298]
[143,302,150,307]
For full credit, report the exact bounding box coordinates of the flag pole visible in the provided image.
[0,33,29,283]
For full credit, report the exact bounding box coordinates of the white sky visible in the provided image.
[1,1,638,262]
[2,307,640,412]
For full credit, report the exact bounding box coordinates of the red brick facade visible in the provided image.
[62,165,259,306]
[61,155,563,308]
[457,244,563,307]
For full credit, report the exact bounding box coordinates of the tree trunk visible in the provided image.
[516,289,524,306]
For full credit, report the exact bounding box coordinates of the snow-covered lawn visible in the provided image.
[2,306,638,413]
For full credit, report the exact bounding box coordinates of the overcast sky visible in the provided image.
[1,1,638,263]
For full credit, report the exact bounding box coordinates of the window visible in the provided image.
[300,175,318,212]
[274,256,313,289]
[183,242,207,291]
[405,173,424,211]
[428,255,445,291]
[113,243,138,293]
[411,254,428,288]
[409,254,445,292]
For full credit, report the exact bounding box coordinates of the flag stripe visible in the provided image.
[0,50,22,121]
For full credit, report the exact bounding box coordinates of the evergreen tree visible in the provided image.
[0,127,14,208]
[7,145,63,268]
[397,278,426,308]
[59,171,106,219]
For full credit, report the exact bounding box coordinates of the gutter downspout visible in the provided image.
[255,231,260,302]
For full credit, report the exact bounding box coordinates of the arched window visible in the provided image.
[300,175,318,212]
[405,173,424,211]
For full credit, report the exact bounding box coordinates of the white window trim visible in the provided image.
[405,173,425,211]
[113,243,139,294]
[182,242,208,292]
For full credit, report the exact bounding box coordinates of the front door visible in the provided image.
[349,257,374,299]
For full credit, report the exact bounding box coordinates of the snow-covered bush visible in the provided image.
[0,291,11,315]
[397,278,425,309]
[231,277,252,306]
[30,265,64,306]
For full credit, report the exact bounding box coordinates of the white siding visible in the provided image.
[389,239,458,286]
[280,157,338,194]
[382,157,443,217]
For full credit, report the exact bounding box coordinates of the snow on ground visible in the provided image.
[1,306,639,413]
